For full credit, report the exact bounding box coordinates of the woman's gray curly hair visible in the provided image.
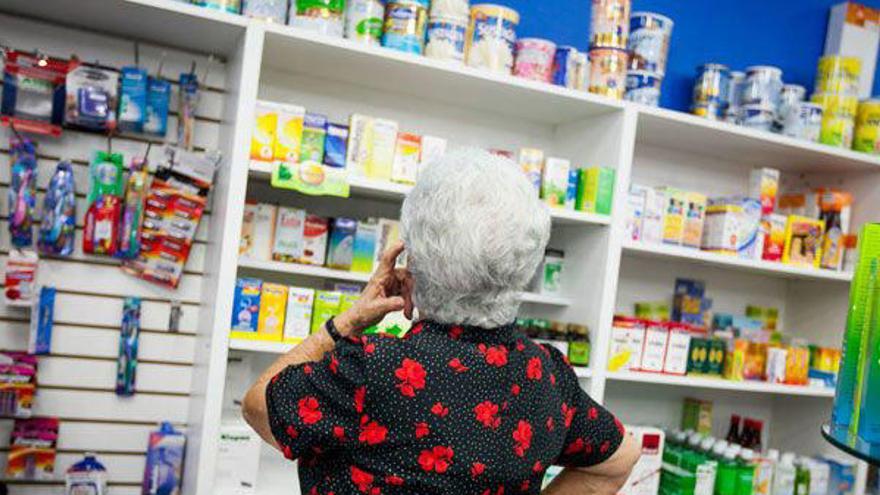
[400,147,552,328]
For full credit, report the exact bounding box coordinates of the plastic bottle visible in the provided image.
[857,263,880,442]
[736,449,756,495]
[716,446,741,495]
[727,414,742,444]
[794,457,811,495]
[772,453,797,495]
[65,453,108,495]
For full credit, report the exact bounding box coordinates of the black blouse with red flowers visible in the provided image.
[266,320,625,495]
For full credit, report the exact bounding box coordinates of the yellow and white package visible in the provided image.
[273,103,305,164]
[257,283,288,341]
[284,287,315,343]
[370,118,399,181]
[392,132,422,184]
[250,101,279,162]
[659,187,686,245]
[346,114,374,178]
[240,202,277,261]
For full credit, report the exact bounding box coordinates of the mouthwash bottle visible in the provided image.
[736,449,756,495]
[716,446,740,495]
[772,452,796,495]
[65,453,107,495]
[794,458,811,495]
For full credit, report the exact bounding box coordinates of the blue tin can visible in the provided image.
[628,12,674,76]
[625,70,662,106]
[740,65,783,109]
[425,15,468,62]
[382,1,428,54]
[738,104,775,131]
[691,63,730,119]
[552,46,587,89]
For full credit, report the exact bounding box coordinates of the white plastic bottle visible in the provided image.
[65,453,107,495]
[773,452,797,495]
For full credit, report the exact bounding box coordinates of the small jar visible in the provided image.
[567,324,591,367]
[548,321,569,355]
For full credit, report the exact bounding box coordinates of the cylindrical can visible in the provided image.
[289,0,346,37]
[627,11,673,76]
[815,55,861,96]
[724,70,745,123]
[739,104,775,131]
[820,115,855,148]
[775,84,806,132]
[430,0,470,17]
[588,47,627,100]
[465,4,520,74]
[691,63,730,119]
[197,0,242,13]
[812,93,859,119]
[242,0,287,22]
[624,70,662,106]
[425,15,468,62]
[590,0,630,49]
[740,65,783,109]
[345,0,386,44]
[552,46,578,88]
[572,51,590,91]
[514,38,557,82]
[382,1,429,54]
[854,99,880,154]
[782,102,823,142]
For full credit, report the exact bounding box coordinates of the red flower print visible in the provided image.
[471,461,486,478]
[515,340,526,352]
[562,403,576,428]
[395,358,426,398]
[286,425,299,440]
[533,460,543,473]
[385,475,404,486]
[474,401,501,429]
[309,487,318,495]
[359,419,388,445]
[546,416,555,431]
[415,422,430,439]
[511,383,521,396]
[585,441,594,455]
[588,406,599,421]
[271,374,280,384]
[448,325,462,339]
[418,446,454,473]
[351,466,375,494]
[283,445,293,459]
[512,420,533,457]
[303,364,313,375]
[526,357,543,380]
[562,354,571,366]
[600,440,611,454]
[410,322,424,335]
[364,341,376,355]
[501,401,509,411]
[354,386,366,413]
[520,480,530,492]
[482,345,509,367]
[615,417,626,436]
[538,344,550,356]
[333,426,346,442]
[482,486,505,495]
[431,402,449,417]
[329,354,339,374]
[298,396,323,425]
[564,438,585,455]
[448,358,469,373]
[550,373,556,386]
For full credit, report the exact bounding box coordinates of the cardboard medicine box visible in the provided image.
[257,283,288,341]
[284,287,315,343]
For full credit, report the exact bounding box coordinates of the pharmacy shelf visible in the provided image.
[248,161,612,226]
[260,23,623,126]
[229,338,297,354]
[822,423,880,466]
[622,241,853,283]
[238,257,572,306]
[574,367,592,379]
[635,105,880,173]
[0,0,247,56]
[606,371,835,398]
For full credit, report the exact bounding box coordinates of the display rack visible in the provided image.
[822,424,880,466]
[0,1,874,494]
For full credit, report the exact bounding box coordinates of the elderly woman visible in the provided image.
[243,148,639,494]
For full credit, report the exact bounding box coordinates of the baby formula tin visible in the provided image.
[514,38,557,82]
[625,70,662,106]
[345,0,386,44]
[782,102,823,142]
[430,0,470,17]
[740,65,783,109]
[691,63,730,119]
[588,48,627,100]
[628,11,673,75]
[466,4,520,74]
[815,55,861,96]
[820,115,855,148]
[426,15,468,62]
[552,46,587,89]
[739,104,775,131]
[812,93,859,119]
[590,0,630,49]
[243,0,287,22]
[383,1,429,54]
[775,84,806,131]
[289,0,345,37]
[723,70,745,123]
[854,99,880,153]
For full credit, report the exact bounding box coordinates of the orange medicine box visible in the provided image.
[782,215,825,268]
[257,283,288,341]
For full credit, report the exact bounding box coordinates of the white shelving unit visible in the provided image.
[2,2,874,494]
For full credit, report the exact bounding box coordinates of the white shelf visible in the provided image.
[260,23,623,126]
[636,105,880,173]
[249,161,611,226]
[239,257,572,306]
[229,339,296,354]
[622,241,853,282]
[0,0,248,56]
[574,367,592,379]
[606,370,835,398]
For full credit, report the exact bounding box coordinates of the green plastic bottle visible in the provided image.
[794,458,811,495]
[716,447,740,495]
[736,450,756,495]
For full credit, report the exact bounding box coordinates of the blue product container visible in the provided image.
[738,104,775,131]
[625,70,662,106]
[565,169,579,210]
[118,66,148,133]
[65,453,108,495]
[691,63,730,119]
[628,12,674,76]
[425,16,468,62]
[552,46,578,87]
[144,77,170,137]
[382,1,428,54]
[740,65,783,109]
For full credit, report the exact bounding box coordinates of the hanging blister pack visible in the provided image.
[117,156,150,259]
[38,160,76,256]
[4,250,38,307]
[177,72,199,150]
[65,62,119,132]
[28,287,55,356]
[115,297,141,396]
[118,66,148,133]
[144,77,170,137]
[83,151,125,255]
[8,136,37,249]
[1,50,71,136]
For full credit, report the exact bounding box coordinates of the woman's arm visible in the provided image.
[241,242,413,449]
[542,432,641,495]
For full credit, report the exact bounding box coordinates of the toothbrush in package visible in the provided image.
[116,156,149,259]
[115,297,141,396]
[38,160,77,256]
[8,136,37,249]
